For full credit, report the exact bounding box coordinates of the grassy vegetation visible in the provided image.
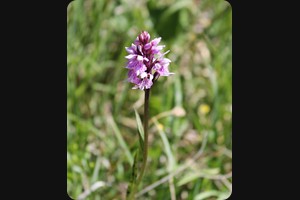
[67,0,232,199]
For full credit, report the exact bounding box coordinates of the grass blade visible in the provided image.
[127,149,139,194]
[153,118,176,171]
[134,109,144,151]
[109,116,133,165]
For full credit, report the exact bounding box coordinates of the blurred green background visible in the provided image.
[67,0,232,199]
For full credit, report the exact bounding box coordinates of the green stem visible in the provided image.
[128,89,150,199]
[136,89,149,185]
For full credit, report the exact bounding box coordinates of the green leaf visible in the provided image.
[131,149,139,183]
[134,109,144,151]
[179,8,190,30]
[177,168,220,186]
[154,119,176,171]
[127,149,140,197]
[160,0,192,23]
[177,172,202,186]
[109,116,133,165]
[194,190,221,200]
[217,191,232,200]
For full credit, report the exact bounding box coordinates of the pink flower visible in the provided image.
[124,31,173,90]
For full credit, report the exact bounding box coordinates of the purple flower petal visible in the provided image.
[125,31,173,90]
[125,44,137,54]
[144,43,152,50]
[151,37,161,46]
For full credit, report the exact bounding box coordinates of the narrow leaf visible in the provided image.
[153,118,176,171]
[194,190,220,200]
[109,116,133,165]
[134,109,144,151]
[127,149,139,197]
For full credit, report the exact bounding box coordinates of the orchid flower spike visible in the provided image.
[125,31,174,90]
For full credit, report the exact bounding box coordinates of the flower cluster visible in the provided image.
[125,31,173,90]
